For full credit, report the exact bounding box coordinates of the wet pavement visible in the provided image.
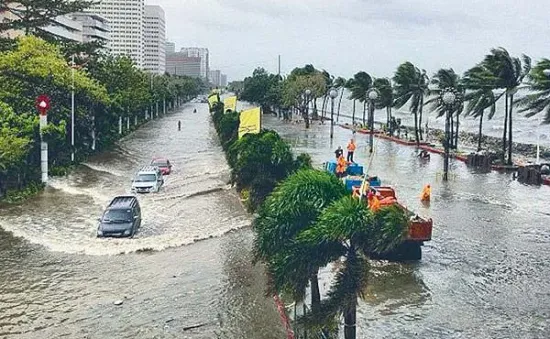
[1,103,550,339]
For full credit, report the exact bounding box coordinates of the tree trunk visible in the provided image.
[450,113,454,148]
[454,110,460,149]
[418,97,424,140]
[352,100,356,125]
[337,89,344,122]
[321,95,328,121]
[477,111,484,152]
[502,93,508,163]
[413,110,419,146]
[310,274,321,313]
[362,101,366,126]
[507,95,514,165]
[312,99,319,120]
[344,302,357,339]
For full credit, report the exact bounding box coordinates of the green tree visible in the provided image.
[295,199,409,339]
[517,58,550,124]
[477,48,531,164]
[334,76,346,121]
[372,77,393,127]
[240,68,282,113]
[282,70,326,128]
[253,169,347,311]
[392,62,429,144]
[348,72,373,127]
[0,0,95,35]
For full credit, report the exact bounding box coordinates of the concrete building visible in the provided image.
[144,5,165,74]
[166,53,201,78]
[209,70,221,87]
[180,47,209,79]
[221,74,228,87]
[70,13,110,44]
[89,0,145,68]
[165,41,175,54]
[0,4,83,42]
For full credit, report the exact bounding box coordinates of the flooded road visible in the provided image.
[266,116,550,338]
[0,104,285,339]
[1,102,550,339]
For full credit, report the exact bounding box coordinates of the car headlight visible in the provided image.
[123,229,131,235]
[97,230,103,236]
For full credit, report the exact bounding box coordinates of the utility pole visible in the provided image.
[71,54,75,162]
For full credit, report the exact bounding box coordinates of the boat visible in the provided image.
[352,185,432,260]
[323,159,381,191]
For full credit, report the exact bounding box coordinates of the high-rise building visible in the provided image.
[70,13,110,45]
[165,41,175,54]
[144,5,166,74]
[209,70,221,86]
[180,47,209,79]
[221,74,228,87]
[166,53,201,78]
[89,0,145,68]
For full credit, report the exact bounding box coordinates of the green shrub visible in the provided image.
[1,182,44,204]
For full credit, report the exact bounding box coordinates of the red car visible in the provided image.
[151,158,172,175]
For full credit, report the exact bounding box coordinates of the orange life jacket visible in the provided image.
[347,142,356,152]
[336,156,347,173]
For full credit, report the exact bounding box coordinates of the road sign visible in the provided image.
[35,95,51,115]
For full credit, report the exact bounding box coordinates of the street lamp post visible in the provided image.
[439,87,461,181]
[329,88,338,139]
[71,54,75,162]
[367,88,379,153]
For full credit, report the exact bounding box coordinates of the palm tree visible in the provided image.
[320,70,334,121]
[481,48,531,165]
[462,65,503,151]
[393,62,429,145]
[425,68,464,148]
[334,76,346,122]
[517,58,550,124]
[293,198,409,339]
[348,72,373,127]
[253,169,347,311]
[372,78,393,128]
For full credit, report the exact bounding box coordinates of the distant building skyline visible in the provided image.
[166,53,201,78]
[180,47,209,80]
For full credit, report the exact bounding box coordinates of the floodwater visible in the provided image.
[1,102,550,339]
[0,104,285,339]
[267,115,550,338]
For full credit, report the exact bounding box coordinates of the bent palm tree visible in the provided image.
[517,58,550,124]
[253,169,347,311]
[373,77,393,128]
[294,198,409,339]
[482,48,531,164]
[393,62,429,145]
[334,76,346,122]
[349,72,373,127]
[425,68,464,148]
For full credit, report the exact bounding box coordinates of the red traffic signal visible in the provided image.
[35,95,51,115]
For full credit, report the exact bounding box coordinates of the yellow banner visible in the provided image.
[224,96,237,112]
[208,93,219,107]
[238,107,261,139]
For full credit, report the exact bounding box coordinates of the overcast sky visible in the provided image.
[149,0,550,82]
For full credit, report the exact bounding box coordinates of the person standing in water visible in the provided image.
[335,146,343,159]
[178,120,181,131]
[346,138,356,163]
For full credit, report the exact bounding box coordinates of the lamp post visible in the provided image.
[439,87,461,181]
[70,54,75,162]
[304,89,311,128]
[367,88,379,153]
[329,88,338,139]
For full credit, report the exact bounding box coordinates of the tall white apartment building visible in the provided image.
[180,47,209,79]
[144,5,165,74]
[89,0,145,68]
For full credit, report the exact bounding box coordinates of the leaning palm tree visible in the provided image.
[334,76,346,122]
[253,169,347,311]
[517,58,550,124]
[462,65,503,151]
[372,77,393,128]
[293,198,409,339]
[393,62,429,145]
[481,48,531,165]
[339,78,356,124]
[349,72,373,126]
[425,68,464,148]
[320,70,334,120]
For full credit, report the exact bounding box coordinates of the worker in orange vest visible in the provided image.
[346,139,356,163]
[367,191,381,212]
[336,155,347,178]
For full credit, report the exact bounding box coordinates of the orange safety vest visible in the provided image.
[336,156,347,173]
[347,142,356,152]
[368,195,381,212]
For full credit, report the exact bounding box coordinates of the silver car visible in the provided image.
[131,166,164,193]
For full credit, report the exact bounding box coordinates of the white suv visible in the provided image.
[131,166,164,193]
